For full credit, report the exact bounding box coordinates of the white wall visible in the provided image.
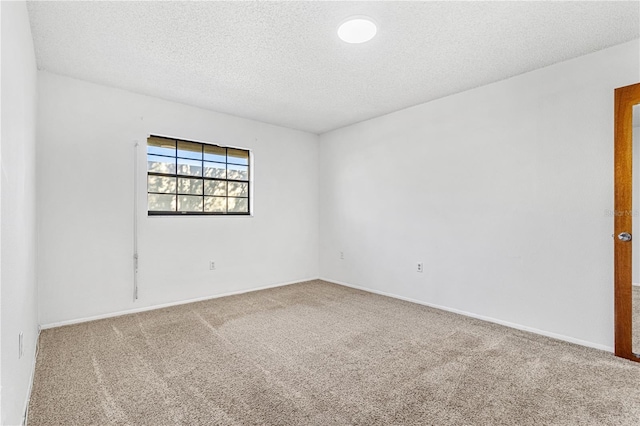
[1,1,39,425]
[37,72,319,327]
[319,39,640,351]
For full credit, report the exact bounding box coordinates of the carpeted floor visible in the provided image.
[29,280,640,425]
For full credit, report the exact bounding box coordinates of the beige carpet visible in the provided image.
[29,280,640,425]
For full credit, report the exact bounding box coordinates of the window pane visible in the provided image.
[177,141,202,160]
[228,197,248,213]
[204,162,226,179]
[204,180,227,196]
[148,176,176,194]
[228,148,249,165]
[204,145,226,163]
[228,181,248,197]
[147,137,250,215]
[178,195,203,212]
[204,196,226,213]
[178,178,203,195]
[227,164,248,181]
[147,137,175,157]
[148,194,176,211]
[148,155,176,174]
[177,158,202,176]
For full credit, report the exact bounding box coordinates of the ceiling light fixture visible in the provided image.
[337,17,377,44]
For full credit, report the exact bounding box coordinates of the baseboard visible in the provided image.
[40,275,616,351]
[22,326,41,426]
[633,283,640,287]
[40,277,319,330]
[320,277,614,353]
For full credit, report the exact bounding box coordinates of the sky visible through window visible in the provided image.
[146,136,250,215]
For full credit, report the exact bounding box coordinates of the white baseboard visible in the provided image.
[633,283,640,287]
[22,326,41,426]
[320,277,614,353]
[40,276,615,352]
[40,277,319,330]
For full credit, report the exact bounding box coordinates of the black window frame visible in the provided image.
[146,135,251,216]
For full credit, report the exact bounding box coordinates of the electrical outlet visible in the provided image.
[417,263,424,273]
[340,251,344,260]
[209,261,216,270]
[18,332,23,359]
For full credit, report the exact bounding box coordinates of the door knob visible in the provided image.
[618,232,632,242]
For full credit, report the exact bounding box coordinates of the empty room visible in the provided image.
[3,1,640,425]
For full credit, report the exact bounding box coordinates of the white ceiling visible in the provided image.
[27,1,639,134]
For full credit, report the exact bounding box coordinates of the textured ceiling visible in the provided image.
[27,1,639,134]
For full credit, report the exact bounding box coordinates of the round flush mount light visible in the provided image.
[337,17,377,44]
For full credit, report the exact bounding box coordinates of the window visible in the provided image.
[146,136,250,215]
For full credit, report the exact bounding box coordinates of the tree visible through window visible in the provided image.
[146,136,250,215]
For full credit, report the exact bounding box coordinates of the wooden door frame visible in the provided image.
[614,82,640,361]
